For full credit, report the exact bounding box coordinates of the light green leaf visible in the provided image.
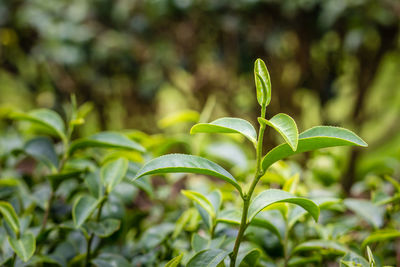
[0,201,20,235]
[101,158,129,193]
[165,254,183,267]
[84,218,121,238]
[259,113,298,151]
[344,199,384,228]
[158,109,200,128]
[247,189,319,223]
[25,137,58,169]
[69,131,145,155]
[10,109,66,140]
[293,240,348,255]
[340,252,369,267]
[187,249,230,267]
[217,209,281,239]
[262,126,367,172]
[72,195,99,228]
[366,246,375,266]
[254,58,271,107]
[361,229,400,248]
[288,256,322,266]
[182,190,215,220]
[132,154,242,196]
[172,208,197,239]
[191,117,257,144]
[8,232,36,262]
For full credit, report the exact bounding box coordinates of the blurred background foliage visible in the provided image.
[0,0,400,193]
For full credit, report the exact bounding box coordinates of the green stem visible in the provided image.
[85,196,107,267]
[230,108,267,267]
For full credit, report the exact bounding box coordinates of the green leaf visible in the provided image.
[288,256,322,266]
[344,199,384,228]
[293,240,348,255]
[25,137,59,169]
[262,126,367,172]
[72,195,99,228]
[101,158,129,193]
[92,253,131,267]
[84,218,121,238]
[366,246,375,266]
[236,247,261,267]
[247,189,319,223]
[259,113,298,151]
[254,58,271,107]
[361,229,400,248]
[69,131,145,155]
[8,232,36,262]
[172,208,197,239]
[217,209,281,239]
[0,201,20,235]
[187,249,230,267]
[10,109,66,140]
[132,154,242,196]
[191,117,257,144]
[340,252,369,267]
[165,254,183,267]
[192,234,209,252]
[182,190,215,220]
[158,109,200,128]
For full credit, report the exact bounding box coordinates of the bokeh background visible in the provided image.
[1,0,400,194]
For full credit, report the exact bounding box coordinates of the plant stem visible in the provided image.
[85,196,107,267]
[39,190,54,234]
[230,108,267,267]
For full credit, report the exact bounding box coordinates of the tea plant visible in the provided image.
[133,59,368,266]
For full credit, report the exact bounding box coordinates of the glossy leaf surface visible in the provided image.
[101,158,129,193]
[72,195,99,228]
[262,126,367,172]
[247,189,319,223]
[0,201,20,235]
[259,113,298,151]
[254,58,271,107]
[133,154,242,195]
[191,117,257,144]
[187,249,230,267]
[9,232,36,262]
[69,131,145,154]
[10,109,66,140]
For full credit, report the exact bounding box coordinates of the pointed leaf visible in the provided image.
[344,199,384,228]
[187,249,230,267]
[262,126,367,172]
[236,247,261,267]
[247,189,319,223]
[182,190,215,220]
[69,131,145,155]
[0,201,20,235]
[72,195,99,228]
[259,113,298,151]
[165,254,183,267]
[254,58,271,107]
[8,232,35,262]
[101,158,129,193]
[132,154,242,196]
[191,117,257,144]
[361,229,400,248]
[10,109,66,140]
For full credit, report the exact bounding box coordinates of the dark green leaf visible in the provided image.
[25,137,58,168]
[262,126,367,172]
[187,249,229,267]
[132,154,242,196]
[191,117,257,144]
[236,247,260,267]
[259,113,298,151]
[247,189,319,223]
[8,232,36,262]
[84,218,121,238]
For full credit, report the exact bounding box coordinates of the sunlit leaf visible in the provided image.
[165,254,183,267]
[262,126,367,172]
[361,229,400,248]
[158,109,200,128]
[254,58,271,108]
[0,201,20,235]
[247,189,319,223]
[259,113,298,151]
[72,195,99,228]
[340,252,369,267]
[132,154,242,196]
[191,117,257,144]
[182,190,215,220]
[8,232,35,262]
